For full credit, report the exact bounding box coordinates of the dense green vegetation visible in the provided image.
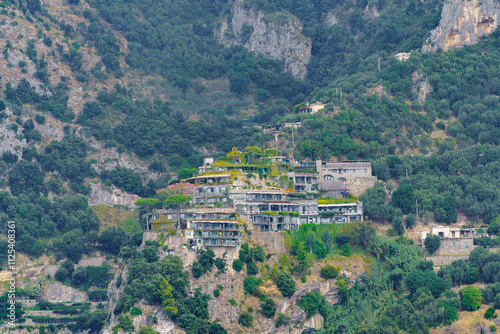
[115,250,227,334]
[4,0,500,331]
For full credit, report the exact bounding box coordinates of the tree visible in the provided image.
[276,272,296,297]
[351,221,376,250]
[392,216,405,236]
[261,298,276,318]
[243,146,263,162]
[405,213,416,229]
[159,279,178,317]
[247,261,258,275]
[295,242,309,273]
[298,140,321,160]
[299,291,323,317]
[335,233,350,247]
[243,276,263,295]
[405,269,450,298]
[253,245,266,262]
[232,259,243,272]
[164,195,191,230]
[424,234,441,255]
[135,198,159,231]
[192,261,204,279]
[488,216,500,235]
[460,286,483,311]
[305,231,315,252]
[391,184,414,214]
[177,168,197,180]
[336,277,349,303]
[55,267,69,281]
[142,245,159,263]
[321,231,333,253]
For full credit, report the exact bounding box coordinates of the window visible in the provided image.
[364,169,367,173]
[452,242,456,248]
[463,241,470,248]
[438,232,444,237]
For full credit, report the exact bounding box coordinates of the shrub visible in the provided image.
[495,293,500,309]
[341,243,352,256]
[460,286,483,311]
[485,307,497,320]
[335,233,350,247]
[232,259,243,272]
[320,265,339,279]
[214,257,226,272]
[253,245,266,262]
[276,272,296,297]
[260,298,276,318]
[247,261,258,275]
[243,276,263,295]
[35,114,46,124]
[275,313,291,327]
[299,291,323,317]
[213,289,220,298]
[238,312,253,327]
[192,261,204,278]
[130,306,142,316]
[229,299,237,306]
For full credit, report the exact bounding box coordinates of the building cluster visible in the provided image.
[149,149,372,249]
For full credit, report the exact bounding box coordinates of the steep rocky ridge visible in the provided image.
[422,0,500,52]
[215,0,311,79]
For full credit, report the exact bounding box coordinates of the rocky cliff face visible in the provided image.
[215,1,311,79]
[422,0,500,52]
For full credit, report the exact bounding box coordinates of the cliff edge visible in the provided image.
[423,0,500,53]
[215,1,311,79]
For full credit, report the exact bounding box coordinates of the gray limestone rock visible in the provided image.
[215,0,311,79]
[423,0,500,53]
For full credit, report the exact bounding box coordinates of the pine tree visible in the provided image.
[159,279,178,317]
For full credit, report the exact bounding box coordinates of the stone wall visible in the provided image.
[428,255,470,266]
[345,176,377,197]
[426,237,476,256]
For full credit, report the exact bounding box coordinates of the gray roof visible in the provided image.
[324,161,371,168]
[320,181,346,191]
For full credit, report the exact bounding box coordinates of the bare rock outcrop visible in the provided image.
[215,0,311,79]
[422,0,500,53]
[88,181,140,208]
[43,281,87,302]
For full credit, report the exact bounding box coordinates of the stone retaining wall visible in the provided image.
[428,255,469,266]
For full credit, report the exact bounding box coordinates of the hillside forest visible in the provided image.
[1,0,500,332]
